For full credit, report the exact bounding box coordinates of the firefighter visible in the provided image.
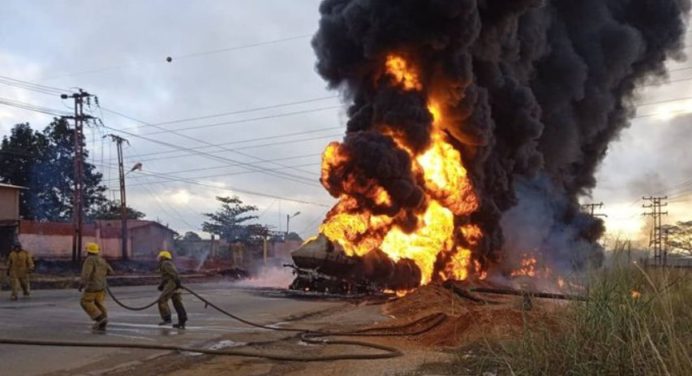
[157,250,187,329]
[79,242,113,331]
[231,238,245,267]
[7,241,34,300]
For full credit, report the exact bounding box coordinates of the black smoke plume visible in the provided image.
[313,0,690,272]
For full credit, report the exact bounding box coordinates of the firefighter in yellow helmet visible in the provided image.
[79,242,113,331]
[157,250,187,329]
[7,241,34,300]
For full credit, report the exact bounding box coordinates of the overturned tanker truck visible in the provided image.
[286,234,421,294]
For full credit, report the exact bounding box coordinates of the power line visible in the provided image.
[127,133,340,166]
[173,34,312,60]
[41,34,313,81]
[635,95,692,108]
[100,106,327,187]
[118,96,338,132]
[92,162,327,207]
[123,128,338,160]
[124,162,319,187]
[104,152,320,181]
[96,113,319,186]
[129,106,340,136]
[0,75,66,96]
[0,97,70,117]
[90,146,330,207]
[138,178,199,231]
[127,168,331,207]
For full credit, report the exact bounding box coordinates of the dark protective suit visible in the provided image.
[158,259,187,324]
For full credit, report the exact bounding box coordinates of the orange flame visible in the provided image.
[511,256,538,277]
[319,54,482,286]
[385,54,422,91]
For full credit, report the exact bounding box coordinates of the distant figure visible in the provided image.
[7,241,34,300]
[231,239,245,268]
[79,242,113,332]
[157,250,187,329]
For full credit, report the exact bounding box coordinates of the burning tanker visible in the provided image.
[288,0,690,293]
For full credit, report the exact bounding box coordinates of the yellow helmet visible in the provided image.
[158,250,172,260]
[85,242,100,254]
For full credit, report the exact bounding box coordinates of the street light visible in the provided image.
[120,162,142,261]
[286,211,301,239]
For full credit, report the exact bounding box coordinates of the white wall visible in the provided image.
[19,234,124,259]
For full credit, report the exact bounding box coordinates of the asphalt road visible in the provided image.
[0,282,342,376]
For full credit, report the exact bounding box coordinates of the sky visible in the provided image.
[0,1,691,244]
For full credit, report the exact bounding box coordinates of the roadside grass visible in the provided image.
[461,264,692,375]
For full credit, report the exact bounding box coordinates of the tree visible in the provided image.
[202,196,267,242]
[285,232,303,242]
[181,231,202,241]
[0,123,48,217]
[90,200,146,220]
[666,221,692,256]
[0,120,109,221]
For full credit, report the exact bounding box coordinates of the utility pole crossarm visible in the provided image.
[581,202,607,218]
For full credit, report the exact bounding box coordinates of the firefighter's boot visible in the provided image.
[92,315,108,331]
[158,315,172,326]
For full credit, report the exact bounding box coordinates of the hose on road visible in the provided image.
[106,286,159,311]
[0,285,446,363]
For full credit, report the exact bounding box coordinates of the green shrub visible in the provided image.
[467,265,692,375]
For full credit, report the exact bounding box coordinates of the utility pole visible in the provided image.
[663,228,670,267]
[61,89,96,264]
[105,134,130,260]
[581,202,608,218]
[642,196,668,266]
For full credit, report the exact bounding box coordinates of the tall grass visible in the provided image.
[466,265,692,375]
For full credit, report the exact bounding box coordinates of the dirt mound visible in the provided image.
[381,284,548,347]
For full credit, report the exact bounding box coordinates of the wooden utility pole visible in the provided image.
[105,134,130,260]
[61,89,96,264]
[643,196,668,266]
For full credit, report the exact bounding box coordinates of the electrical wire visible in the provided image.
[41,34,314,81]
[126,169,331,207]
[97,122,321,187]
[127,133,339,166]
[136,176,199,230]
[100,152,321,185]
[99,107,323,187]
[0,97,70,117]
[122,128,336,161]
[118,106,341,136]
[0,75,66,95]
[118,162,319,187]
[118,96,338,132]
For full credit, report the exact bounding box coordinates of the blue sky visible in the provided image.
[1,1,691,244]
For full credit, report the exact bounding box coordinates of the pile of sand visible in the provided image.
[380,284,552,347]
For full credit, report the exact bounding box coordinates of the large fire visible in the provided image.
[318,53,482,287]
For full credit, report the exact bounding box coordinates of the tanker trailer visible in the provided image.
[286,234,422,294]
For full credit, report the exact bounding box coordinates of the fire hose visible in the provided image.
[0,284,447,362]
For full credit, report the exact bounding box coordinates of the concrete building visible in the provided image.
[0,183,24,258]
[18,219,177,260]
